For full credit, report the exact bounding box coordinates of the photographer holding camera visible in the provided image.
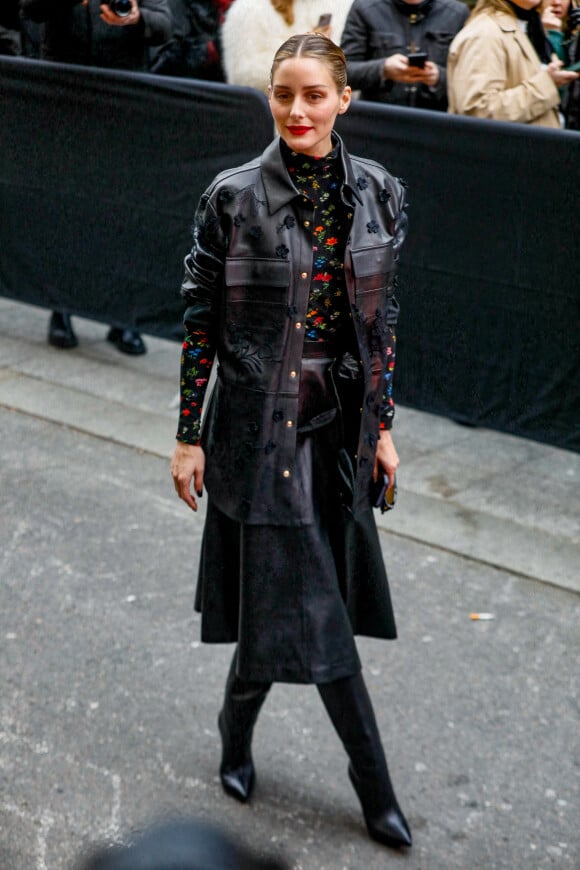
[19,0,173,352]
[20,0,172,68]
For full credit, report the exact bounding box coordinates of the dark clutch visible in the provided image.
[371,473,397,513]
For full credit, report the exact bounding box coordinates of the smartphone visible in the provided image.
[565,59,580,71]
[317,13,332,28]
[408,52,428,68]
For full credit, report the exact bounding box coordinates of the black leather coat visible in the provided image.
[181,134,408,525]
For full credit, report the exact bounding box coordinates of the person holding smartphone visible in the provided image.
[341,0,469,111]
[221,0,353,92]
[171,31,412,851]
[447,0,579,126]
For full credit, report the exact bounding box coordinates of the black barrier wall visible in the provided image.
[1,57,578,450]
[0,57,273,340]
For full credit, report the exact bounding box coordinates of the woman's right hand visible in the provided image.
[171,442,205,511]
[547,59,579,87]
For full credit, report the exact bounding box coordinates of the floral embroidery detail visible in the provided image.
[367,220,380,234]
[249,225,263,239]
[283,145,353,342]
[218,188,234,203]
[356,176,369,190]
[277,214,296,232]
[275,244,289,258]
[380,330,396,428]
[226,323,273,373]
[233,213,246,227]
[379,189,391,203]
[177,328,214,443]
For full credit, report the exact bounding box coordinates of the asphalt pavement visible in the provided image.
[1,298,579,869]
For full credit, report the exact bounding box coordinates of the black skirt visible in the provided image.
[194,404,397,685]
[195,359,396,683]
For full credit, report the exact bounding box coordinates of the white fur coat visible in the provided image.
[221,0,353,92]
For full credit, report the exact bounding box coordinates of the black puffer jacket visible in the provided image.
[341,0,469,110]
[20,0,172,68]
[181,134,408,525]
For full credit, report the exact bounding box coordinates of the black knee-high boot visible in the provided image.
[218,652,272,803]
[317,672,412,849]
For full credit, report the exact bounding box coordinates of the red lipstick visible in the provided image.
[287,126,312,135]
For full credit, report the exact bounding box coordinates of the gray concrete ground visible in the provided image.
[1,298,579,869]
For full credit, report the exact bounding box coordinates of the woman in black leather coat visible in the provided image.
[171,33,412,850]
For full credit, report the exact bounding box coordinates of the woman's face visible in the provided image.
[268,57,351,157]
[549,0,571,18]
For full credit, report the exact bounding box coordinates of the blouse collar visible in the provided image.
[260,133,362,215]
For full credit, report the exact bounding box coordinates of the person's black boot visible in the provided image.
[48,311,78,349]
[107,326,147,355]
[218,654,271,803]
[317,673,412,849]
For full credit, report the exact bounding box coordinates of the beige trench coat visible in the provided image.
[447,10,561,127]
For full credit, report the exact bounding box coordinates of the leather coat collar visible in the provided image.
[260,132,363,215]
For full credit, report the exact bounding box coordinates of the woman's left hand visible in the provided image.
[373,429,399,490]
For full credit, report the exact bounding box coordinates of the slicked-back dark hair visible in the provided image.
[270,33,348,92]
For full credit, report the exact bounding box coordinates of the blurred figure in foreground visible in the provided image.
[77,819,289,869]
[447,0,579,126]
[19,0,173,353]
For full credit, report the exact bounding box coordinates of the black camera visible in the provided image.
[106,0,132,16]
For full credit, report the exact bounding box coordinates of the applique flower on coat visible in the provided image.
[277,215,296,232]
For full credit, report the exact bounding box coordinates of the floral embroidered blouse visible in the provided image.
[177,144,396,444]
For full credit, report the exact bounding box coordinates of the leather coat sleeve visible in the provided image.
[380,177,408,428]
[177,189,226,443]
[181,190,225,336]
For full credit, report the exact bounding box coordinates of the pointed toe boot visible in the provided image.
[218,711,256,803]
[217,654,271,803]
[348,763,412,849]
[317,673,412,850]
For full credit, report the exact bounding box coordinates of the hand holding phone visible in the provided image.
[317,13,332,28]
[408,51,428,68]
